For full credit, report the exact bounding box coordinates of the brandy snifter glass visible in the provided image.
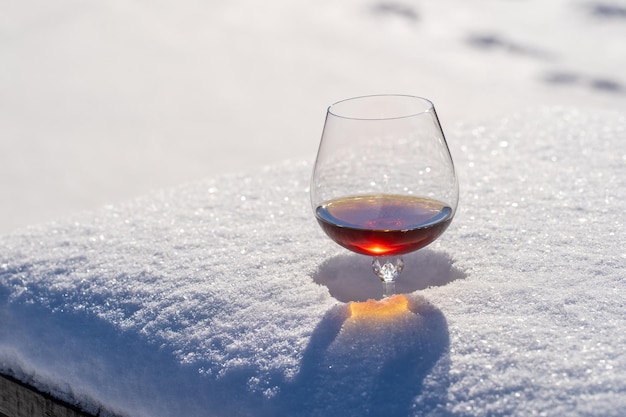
[311,95,458,297]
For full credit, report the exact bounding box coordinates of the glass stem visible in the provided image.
[381,280,397,298]
[372,256,404,297]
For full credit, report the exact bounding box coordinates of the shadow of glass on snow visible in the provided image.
[273,294,451,417]
[313,249,467,302]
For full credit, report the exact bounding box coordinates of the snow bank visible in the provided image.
[1,107,625,416]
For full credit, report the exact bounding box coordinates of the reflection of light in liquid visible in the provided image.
[361,244,391,255]
[349,294,410,320]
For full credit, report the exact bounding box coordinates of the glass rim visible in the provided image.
[327,94,436,121]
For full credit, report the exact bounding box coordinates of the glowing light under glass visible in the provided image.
[349,294,410,320]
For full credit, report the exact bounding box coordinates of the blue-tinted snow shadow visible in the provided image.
[466,33,554,60]
[313,249,467,302]
[0,299,261,417]
[542,70,625,94]
[588,3,626,19]
[2,290,453,417]
[272,294,451,416]
[0,250,462,416]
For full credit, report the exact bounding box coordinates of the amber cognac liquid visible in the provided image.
[315,194,453,256]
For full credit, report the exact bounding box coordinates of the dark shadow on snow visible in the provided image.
[543,70,625,94]
[588,2,626,19]
[371,2,419,22]
[466,33,554,60]
[273,294,452,416]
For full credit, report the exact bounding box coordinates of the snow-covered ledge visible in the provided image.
[1,108,624,417]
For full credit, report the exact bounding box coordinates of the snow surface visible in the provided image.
[2,0,626,234]
[1,107,625,416]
